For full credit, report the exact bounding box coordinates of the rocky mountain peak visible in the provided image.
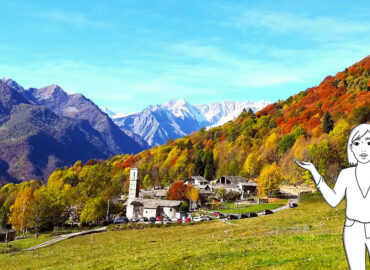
[31,84,68,101]
[0,77,24,91]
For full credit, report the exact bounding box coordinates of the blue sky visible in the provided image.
[0,0,369,114]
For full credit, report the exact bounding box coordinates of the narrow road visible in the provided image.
[259,198,299,216]
[218,198,299,223]
[25,227,107,251]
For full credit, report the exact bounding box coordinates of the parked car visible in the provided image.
[247,198,256,202]
[176,219,183,223]
[184,218,191,223]
[248,212,258,218]
[149,217,156,223]
[155,216,163,221]
[213,211,221,217]
[263,209,273,215]
[240,214,248,219]
[201,216,212,221]
[226,214,238,220]
[162,217,171,224]
[113,217,129,224]
[130,217,139,223]
[289,202,298,208]
[138,217,149,223]
[192,216,202,222]
[218,213,226,219]
[170,217,179,222]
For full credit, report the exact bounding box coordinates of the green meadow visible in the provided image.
[0,198,367,270]
[217,201,286,214]
[0,233,55,253]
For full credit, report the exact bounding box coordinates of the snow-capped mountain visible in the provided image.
[100,106,116,117]
[196,100,270,127]
[112,99,270,147]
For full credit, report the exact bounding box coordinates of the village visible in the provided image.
[115,168,298,224]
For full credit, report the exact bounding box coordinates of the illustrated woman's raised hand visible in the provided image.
[293,159,321,184]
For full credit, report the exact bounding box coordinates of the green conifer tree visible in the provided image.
[322,111,334,133]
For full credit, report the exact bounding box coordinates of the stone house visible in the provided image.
[127,199,182,219]
[211,176,257,198]
[184,176,210,186]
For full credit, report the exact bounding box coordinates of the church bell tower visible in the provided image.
[128,168,139,200]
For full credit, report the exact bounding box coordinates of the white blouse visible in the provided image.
[317,167,370,223]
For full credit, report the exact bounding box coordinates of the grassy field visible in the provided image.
[0,233,55,253]
[217,201,286,214]
[0,228,92,253]
[0,198,367,269]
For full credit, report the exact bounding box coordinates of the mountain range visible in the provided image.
[0,78,145,184]
[0,78,268,184]
[108,99,270,146]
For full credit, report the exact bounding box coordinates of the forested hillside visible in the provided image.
[106,56,370,192]
[0,56,369,228]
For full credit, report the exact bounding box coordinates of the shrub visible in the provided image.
[279,134,295,153]
[299,192,324,202]
[351,105,370,124]
[224,191,240,202]
[179,201,189,212]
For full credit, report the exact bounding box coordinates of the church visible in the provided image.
[125,168,183,220]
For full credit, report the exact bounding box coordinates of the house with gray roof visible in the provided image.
[126,198,182,219]
[211,176,257,198]
[184,176,210,186]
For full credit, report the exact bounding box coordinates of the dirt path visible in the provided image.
[25,227,107,251]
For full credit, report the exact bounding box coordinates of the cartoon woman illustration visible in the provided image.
[294,123,370,269]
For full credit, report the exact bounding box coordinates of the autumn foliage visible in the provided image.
[168,182,187,200]
[0,56,369,229]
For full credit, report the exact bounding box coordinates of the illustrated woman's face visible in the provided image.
[350,131,370,164]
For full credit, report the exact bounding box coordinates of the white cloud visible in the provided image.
[233,9,370,38]
[38,10,110,28]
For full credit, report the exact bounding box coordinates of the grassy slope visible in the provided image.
[0,234,55,253]
[217,202,286,214]
[0,200,368,270]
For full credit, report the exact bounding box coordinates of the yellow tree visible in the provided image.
[242,152,261,178]
[257,163,281,196]
[80,197,106,224]
[9,187,35,234]
[30,186,51,237]
[185,185,199,210]
[186,185,199,202]
[261,132,279,163]
[265,132,279,150]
